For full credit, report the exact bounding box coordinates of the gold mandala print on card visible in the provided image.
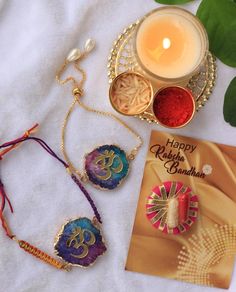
[176,225,236,287]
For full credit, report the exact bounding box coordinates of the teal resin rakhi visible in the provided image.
[56,39,143,190]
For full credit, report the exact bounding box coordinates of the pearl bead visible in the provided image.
[84,39,95,53]
[66,48,82,62]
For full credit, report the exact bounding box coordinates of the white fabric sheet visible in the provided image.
[0,0,235,291]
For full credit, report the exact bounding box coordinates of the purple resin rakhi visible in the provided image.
[57,40,143,191]
[0,125,106,270]
[54,217,106,267]
[84,145,129,190]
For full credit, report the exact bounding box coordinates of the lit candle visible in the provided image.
[135,7,208,80]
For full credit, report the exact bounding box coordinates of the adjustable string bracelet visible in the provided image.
[56,39,143,190]
[0,125,106,271]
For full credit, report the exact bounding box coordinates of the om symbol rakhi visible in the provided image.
[146,181,199,235]
[57,40,143,192]
[66,227,95,258]
[55,217,106,267]
[84,145,129,190]
[0,126,106,271]
[53,39,142,266]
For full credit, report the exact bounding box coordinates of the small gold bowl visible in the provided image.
[152,86,196,128]
[109,71,153,116]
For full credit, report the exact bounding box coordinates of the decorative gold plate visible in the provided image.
[108,21,217,124]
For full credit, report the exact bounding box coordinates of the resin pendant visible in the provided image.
[84,145,129,190]
[146,181,198,235]
[54,217,106,267]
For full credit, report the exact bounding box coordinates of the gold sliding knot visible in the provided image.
[73,87,84,97]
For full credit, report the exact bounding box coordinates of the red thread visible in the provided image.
[0,123,39,159]
[0,180,14,238]
[153,87,194,127]
[0,124,38,238]
[0,124,102,228]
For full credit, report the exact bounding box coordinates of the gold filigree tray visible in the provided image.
[108,21,217,124]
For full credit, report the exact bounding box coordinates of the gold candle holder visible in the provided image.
[107,11,216,125]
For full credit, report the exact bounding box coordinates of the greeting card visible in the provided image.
[126,130,236,289]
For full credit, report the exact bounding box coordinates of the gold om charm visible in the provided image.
[55,217,106,267]
[94,150,123,180]
[66,227,96,259]
[84,145,129,190]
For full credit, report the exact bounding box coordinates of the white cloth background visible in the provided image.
[0,0,235,291]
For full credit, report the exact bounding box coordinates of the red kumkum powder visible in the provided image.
[153,87,194,128]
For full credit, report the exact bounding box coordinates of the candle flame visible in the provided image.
[163,38,171,49]
[148,37,171,62]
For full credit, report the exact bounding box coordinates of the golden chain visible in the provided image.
[56,52,143,180]
[56,58,87,89]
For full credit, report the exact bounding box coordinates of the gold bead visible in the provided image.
[72,87,83,97]
[81,174,89,183]
[127,153,135,161]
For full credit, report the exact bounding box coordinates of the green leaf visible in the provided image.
[154,0,193,4]
[197,0,236,67]
[224,77,236,126]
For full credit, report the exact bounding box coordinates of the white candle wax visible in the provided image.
[136,7,208,80]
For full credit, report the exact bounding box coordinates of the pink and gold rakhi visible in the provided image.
[146,181,198,235]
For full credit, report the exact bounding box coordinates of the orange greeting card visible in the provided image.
[126,130,236,289]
